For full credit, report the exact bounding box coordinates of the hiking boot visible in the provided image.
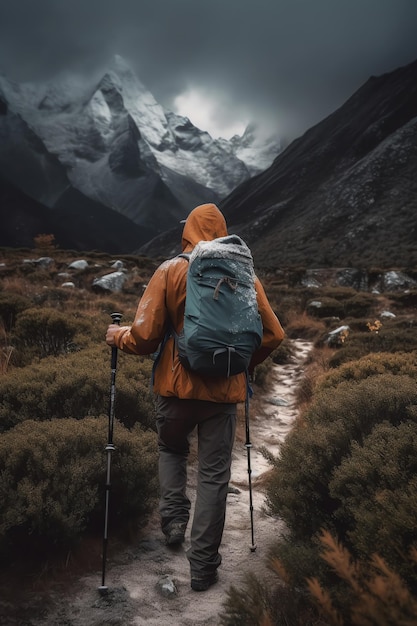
[190,571,219,592]
[164,523,185,546]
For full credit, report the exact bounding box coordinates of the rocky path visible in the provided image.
[32,339,312,626]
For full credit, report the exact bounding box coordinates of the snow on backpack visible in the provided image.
[175,234,263,377]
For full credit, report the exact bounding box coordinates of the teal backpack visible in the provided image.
[176,235,263,377]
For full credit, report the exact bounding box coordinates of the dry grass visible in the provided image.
[0,323,14,375]
[283,310,326,340]
[294,345,335,415]
[307,531,417,626]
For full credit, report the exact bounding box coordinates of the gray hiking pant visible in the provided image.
[155,395,237,577]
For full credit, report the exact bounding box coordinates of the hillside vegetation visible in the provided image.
[1,242,417,625]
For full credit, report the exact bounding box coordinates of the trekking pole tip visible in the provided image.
[250,544,257,552]
[98,585,109,596]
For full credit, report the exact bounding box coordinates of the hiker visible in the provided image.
[105,203,285,591]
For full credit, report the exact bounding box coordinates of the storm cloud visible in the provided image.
[1,0,417,138]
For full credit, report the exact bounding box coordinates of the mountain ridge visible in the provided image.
[0,55,281,252]
[1,57,416,268]
[219,59,417,268]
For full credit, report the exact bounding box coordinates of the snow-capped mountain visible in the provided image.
[0,55,281,250]
[219,123,282,176]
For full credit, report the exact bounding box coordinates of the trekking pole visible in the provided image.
[99,312,122,595]
[244,379,257,552]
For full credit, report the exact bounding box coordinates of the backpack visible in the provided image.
[175,234,263,377]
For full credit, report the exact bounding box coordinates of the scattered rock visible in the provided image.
[326,324,350,346]
[37,256,54,268]
[301,276,321,288]
[92,271,127,293]
[266,397,289,407]
[157,575,178,598]
[22,257,54,267]
[68,260,89,270]
[380,270,417,291]
[293,268,417,293]
[336,268,369,290]
[307,300,323,310]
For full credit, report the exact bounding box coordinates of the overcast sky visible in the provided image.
[1,0,417,139]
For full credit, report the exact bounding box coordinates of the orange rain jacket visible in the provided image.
[113,203,285,403]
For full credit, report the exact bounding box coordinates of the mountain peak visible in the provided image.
[107,54,137,80]
[0,59,282,255]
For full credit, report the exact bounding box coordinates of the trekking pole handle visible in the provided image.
[109,312,122,369]
[110,312,123,325]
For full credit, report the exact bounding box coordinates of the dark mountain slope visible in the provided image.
[220,59,417,269]
[0,176,149,254]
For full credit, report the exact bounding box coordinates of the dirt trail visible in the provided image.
[31,339,312,626]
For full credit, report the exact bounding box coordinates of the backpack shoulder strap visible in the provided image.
[150,252,189,389]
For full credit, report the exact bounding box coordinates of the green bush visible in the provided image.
[0,292,32,331]
[317,351,417,390]
[342,292,375,317]
[0,417,158,561]
[306,297,344,318]
[253,341,294,388]
[13,307,78,357]
[330,420,417,584]
[265,372,417,586]
[386,289,417,308]
[220,573,274,625]
[0,346,155,432]
[271,340,295,365]
[328,326,417,367]
[33,287,73,306]
[324,287,358,300]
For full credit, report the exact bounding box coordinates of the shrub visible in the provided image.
[219,572,275,625]
[316,351,417,391]
[330,420,417,581]
[306,298,344,319]
[265,372,417,586]
[32,287,73,306]
[271,340,295,365]
[252,356,274,389]
[220,565,328,626]
[0,417,158,561]
[33,233,57,253]
[0,292,32,331]
[386,289,417,308]
[284,311,326,340]
[0,346,155,432]
[342,293,375,317]
[328,326,417,367]
[13,307,78,358]
[252,340,294,388]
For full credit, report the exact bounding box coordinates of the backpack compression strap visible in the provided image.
[213,277,237,299]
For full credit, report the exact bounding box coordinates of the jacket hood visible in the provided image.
[181,203,228,251]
